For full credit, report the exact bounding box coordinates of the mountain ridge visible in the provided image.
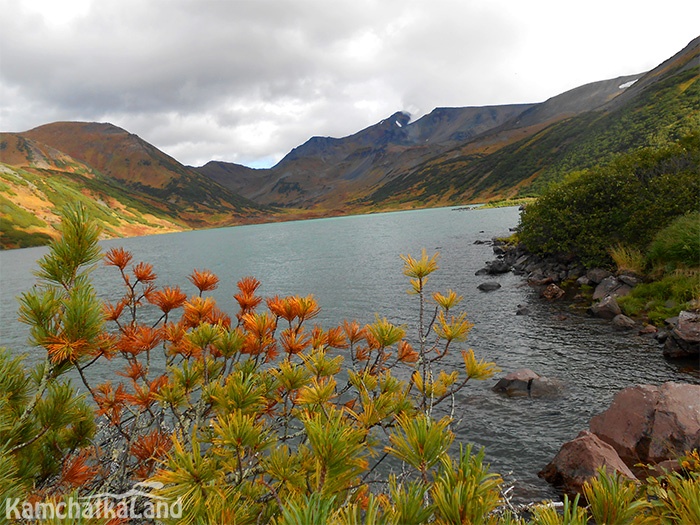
[2,36,698,248]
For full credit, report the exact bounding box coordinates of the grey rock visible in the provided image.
[576,275,592,287]
[477,281,501,292]
[612,314,636,330]
[592,276,621,300]
[619,274,642,287]
[587,268,612,284]
[485,259,510,274]
[493,369,562,398]
[492,245,506,256]
[588,296,622,320]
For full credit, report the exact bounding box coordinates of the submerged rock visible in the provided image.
[477,281,501,292]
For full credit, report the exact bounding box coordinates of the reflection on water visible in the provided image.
[1,206,697,502]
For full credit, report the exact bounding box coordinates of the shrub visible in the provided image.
[518,133,700,269]
[648,211,700,270]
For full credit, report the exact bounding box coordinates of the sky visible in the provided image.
[1,1,699,169]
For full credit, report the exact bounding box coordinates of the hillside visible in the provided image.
[0,126,273,249]
[367,36,699,206]
[0,133,187,248]
[21,122,267,219]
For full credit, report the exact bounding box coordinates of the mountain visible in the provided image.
[196,37,698,211]
[1,124,273,248]
[21,122,266,218]
[195,104,534,208]
[365,36,699,206]
[3,37,697,248]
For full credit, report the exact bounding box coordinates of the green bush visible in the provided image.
[648,211,700,269]
[518,133,700,269]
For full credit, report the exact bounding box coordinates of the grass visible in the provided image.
[618,269,700,325]
[648,211,700,270]
[609,243,646,275]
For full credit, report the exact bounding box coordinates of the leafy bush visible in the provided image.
[648,211,700,270]
[518,133,700,268]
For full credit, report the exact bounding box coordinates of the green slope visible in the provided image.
[368,63,699,205]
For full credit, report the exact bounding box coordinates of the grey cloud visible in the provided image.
[2,0,699,167]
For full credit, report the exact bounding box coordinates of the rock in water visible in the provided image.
[477,281,501,292]
[588,296,622,319]
[612,314,636,330]
[664,310,700,358]
[492,369,562,398]
[538,430,637,495]
[541,283,565,301]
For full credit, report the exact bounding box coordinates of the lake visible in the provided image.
[1,205,697,502]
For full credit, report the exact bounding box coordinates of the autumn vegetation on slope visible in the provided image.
[1,205,698,524]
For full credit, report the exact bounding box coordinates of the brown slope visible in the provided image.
[0,132,187,248]
[22,122,267,218]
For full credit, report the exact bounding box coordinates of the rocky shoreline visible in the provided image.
[478,237,699,496]
[474,239,700,360]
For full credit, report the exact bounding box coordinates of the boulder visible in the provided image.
[492,245,506,256]
[485,259,510,274]
[592,276,632,300]
[576,275,592,287]
[492,369,562,398]
[638,324,658,335]
[588,296,622,320]
[477,281,501,292]
[664,310,700,359]
[587,268,612,284]
[541,283,565,301]
[590,382,700,465]
[539,430,637,495]
[612,314,636,331]
[619,274,642,287]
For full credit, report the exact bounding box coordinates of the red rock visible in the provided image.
[590,382,700,465]
[541,283,565,301]
[648,382,700,462]
[590,384,658,464]
[639,324,658,335]
[539,430,637,495]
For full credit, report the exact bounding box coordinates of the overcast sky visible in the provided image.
[1,1,698,168]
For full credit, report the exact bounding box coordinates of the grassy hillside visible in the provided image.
[367,65,699,206]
